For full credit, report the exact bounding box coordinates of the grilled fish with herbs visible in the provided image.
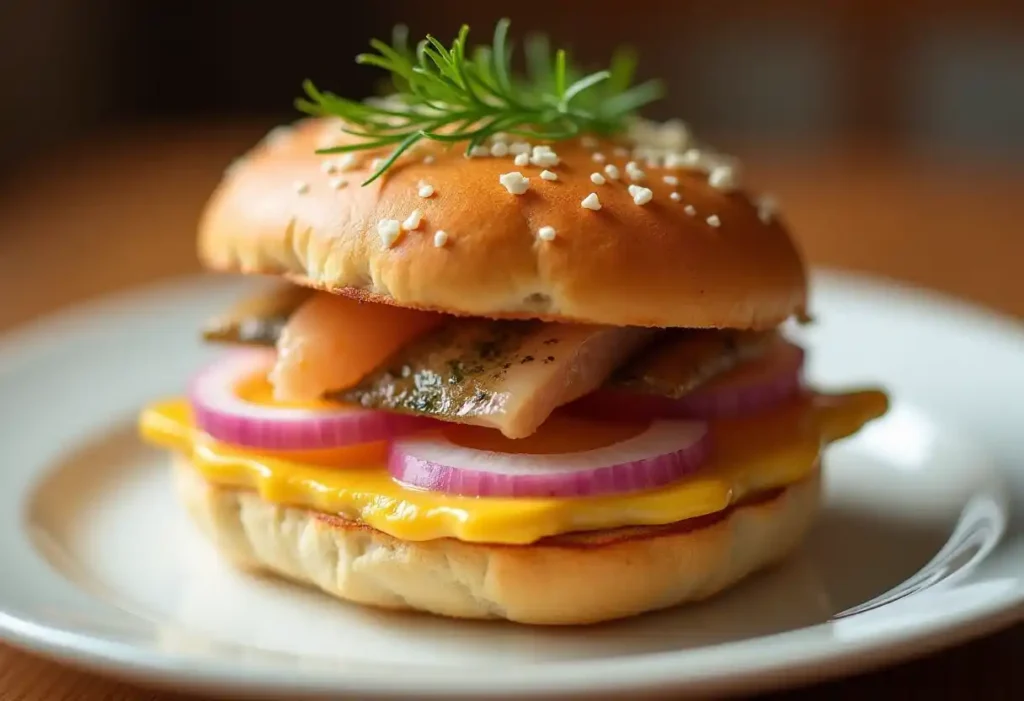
[203,288,782,421]
[330,319,656,439]
[608,329,778,398]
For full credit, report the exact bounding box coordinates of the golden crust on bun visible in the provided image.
[198,119,807,329]
[175,456,821,625]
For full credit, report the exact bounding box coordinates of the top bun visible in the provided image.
[198,118,807,329]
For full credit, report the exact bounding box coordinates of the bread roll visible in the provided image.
[175,455,821,625]
[198,119,807,329]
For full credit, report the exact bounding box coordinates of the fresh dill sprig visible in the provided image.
[296,18,664,185]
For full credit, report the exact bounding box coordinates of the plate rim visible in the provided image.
[0,587,1020,700]
[1,267,1023,699]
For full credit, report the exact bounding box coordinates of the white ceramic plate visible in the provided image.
[1,270,1023,700]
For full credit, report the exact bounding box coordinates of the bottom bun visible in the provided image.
[173,455,821,625]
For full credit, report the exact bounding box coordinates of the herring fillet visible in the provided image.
[331,320,657,438]
[608,329,777,398]
[201,289,778,432]
[202,284,314,347]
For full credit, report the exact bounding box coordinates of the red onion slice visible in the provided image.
[571,340,805,422]
[189,349,437,451]
[388,420,711,497]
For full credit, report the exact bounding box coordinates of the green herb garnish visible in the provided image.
[296,18,664,185]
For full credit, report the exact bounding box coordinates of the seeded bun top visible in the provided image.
[198,118,807,329]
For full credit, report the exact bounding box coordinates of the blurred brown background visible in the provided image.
[0,1,1022,699]
[3,0,1024,168]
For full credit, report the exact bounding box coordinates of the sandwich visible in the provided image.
[138,20,889,625]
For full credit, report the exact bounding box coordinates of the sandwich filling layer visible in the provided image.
[140,387,885,545]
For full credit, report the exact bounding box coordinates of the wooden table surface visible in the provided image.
[0,122,1022,699]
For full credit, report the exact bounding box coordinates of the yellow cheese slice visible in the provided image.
[139,390,886,545]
